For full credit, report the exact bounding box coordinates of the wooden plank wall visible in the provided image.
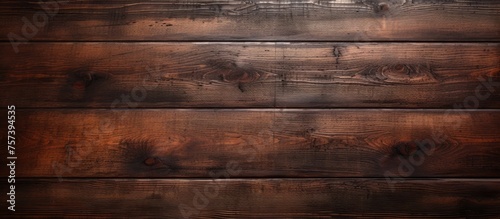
[1,0,499,218]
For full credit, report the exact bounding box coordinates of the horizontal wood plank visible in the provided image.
[0,0,499,42]
[1,1,499,218]
[1,43,499,108]
[2,179,500,218]
[2,109,500,178]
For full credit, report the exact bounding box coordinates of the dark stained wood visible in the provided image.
[2,179,500,218]
[1,0,499,217]
[1,43,499,108]
[4,109,500,178]
[0,0,499,42]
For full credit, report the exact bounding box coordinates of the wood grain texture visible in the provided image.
[2,179,500,218]
[0,0,499,42]
[3,109,499,178]
[1,0,499,217]
[1,43,499,108]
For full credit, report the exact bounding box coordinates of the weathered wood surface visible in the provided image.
[2,179,500,218]
[1,0,499,218]
[1,43,499,108]
[0,0,499,42]
[2,109,499,178]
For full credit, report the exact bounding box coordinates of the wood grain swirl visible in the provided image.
[1,43,498,108]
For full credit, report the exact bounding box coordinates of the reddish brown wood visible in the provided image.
[3,109,499,178]
[0,0,499,41]
[1,43,499,108]
[2,179,499,218]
